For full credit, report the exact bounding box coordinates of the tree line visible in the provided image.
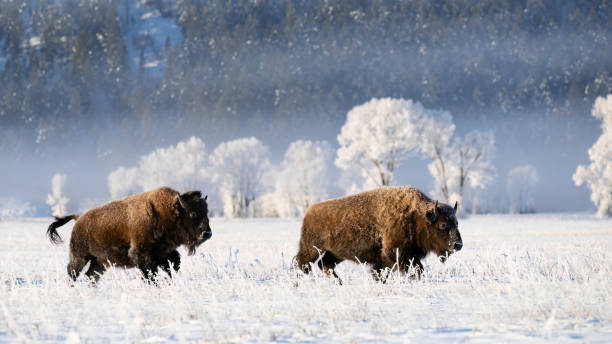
[1,0,611,157]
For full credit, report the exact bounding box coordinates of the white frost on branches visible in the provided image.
[573,94,612,218]
[210,137,270,218]
[268,140,332,217]
[418,110,456,203]
[108,136,208,199]
[46,173,69,217]
[335,98,497,208]
[449,130,497,213]
[507,165,539,214]
[335,98,431,191]
[108,167,140,199]
[453,130,497,194]
[420,117,496,213]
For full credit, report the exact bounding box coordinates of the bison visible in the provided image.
[295,186,462,281]
[46,187,212,282]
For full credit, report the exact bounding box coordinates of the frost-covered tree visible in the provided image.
[210,137,270,218]
[452,130,497,210]
[507,165,539,214]
[418,110,456,203]
[573,94,612,218]
[421,116,496,212]
[108,136,208,199]
[336,98,429,191]
[46,173,69,217]
[108,167,140,199]
[336,98,496,207]
[269,140,332,217]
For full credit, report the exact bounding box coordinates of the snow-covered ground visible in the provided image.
[0,214,611,343]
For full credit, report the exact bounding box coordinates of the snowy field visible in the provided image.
[0,214,611,343]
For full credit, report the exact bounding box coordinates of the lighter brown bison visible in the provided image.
[46,187,212,282]
[295,186,462,281]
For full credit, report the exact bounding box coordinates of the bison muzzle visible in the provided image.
[46,187,212,283]
[295,186,462,281]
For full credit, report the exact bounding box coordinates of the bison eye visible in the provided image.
[439,223,447,230]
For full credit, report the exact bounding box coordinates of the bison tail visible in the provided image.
[47,214,79,245]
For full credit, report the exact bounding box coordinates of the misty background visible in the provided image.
[0,0,610,216]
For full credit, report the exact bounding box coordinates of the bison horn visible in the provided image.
[178,194,189,210]
[454,201,458,212]
[204,194,208,201]
[434,200,439,216]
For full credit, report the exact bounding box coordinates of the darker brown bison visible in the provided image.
[46,187,212,282]
[295,186,462,281]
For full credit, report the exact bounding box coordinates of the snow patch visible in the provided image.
[144,60,160,68]
[0,214,611,342]
[28,36,40,47]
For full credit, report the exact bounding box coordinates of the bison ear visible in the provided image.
[454,201,458,212]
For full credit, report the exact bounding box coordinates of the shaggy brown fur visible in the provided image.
[295,186,462,281]
[46,187,212,282]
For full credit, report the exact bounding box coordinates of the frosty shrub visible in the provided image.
[336,98,433,191]
[266,140,332,217]
[507,165,539,214]
[210,137,270,218]
[573,94,612,218]
[107,137,208,199]
[46,173,69,217]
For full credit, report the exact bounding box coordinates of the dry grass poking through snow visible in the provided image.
[0,214,611,342]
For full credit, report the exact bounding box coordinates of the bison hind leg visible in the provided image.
[67,253,89,282]
[319,251,342,283]
[295,247,316,274]
[84,256,106,283]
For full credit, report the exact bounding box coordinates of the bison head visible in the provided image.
[425,200,463,261]
[174,191,212,255]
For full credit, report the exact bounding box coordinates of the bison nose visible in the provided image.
[203,230,212,240]
[454,241,463,251]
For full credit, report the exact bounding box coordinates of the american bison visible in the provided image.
[46,187,212,282]
[295,186,462,281]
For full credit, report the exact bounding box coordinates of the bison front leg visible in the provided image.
[392,257,423,280]
[128,245,157,281]
[374,249,423,282]
[371,248,400,282]
[160,250,181,277]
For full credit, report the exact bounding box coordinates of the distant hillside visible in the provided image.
[0,0,610,155]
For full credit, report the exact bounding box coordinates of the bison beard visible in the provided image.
[46,187,212,283]
[295,186,463,282]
